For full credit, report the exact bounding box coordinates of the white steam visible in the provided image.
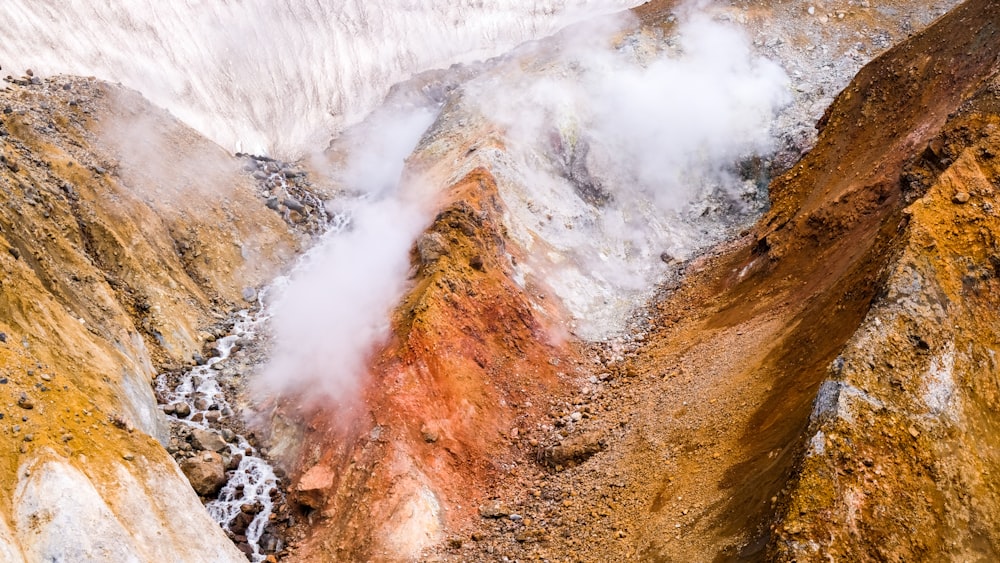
[257,106,439,402]
[0,0,641,158]
[257,5,792,400]
[469,9,790,335]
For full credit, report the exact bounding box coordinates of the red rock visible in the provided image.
[294,464,335,509]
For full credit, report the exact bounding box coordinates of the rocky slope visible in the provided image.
[424,1,1000,561]
[0,0,643,157]
[0,76,300,560]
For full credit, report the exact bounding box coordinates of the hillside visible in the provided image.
[0,0,997,562]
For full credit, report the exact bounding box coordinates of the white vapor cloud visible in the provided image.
[255,106,438,402]
[255,1,792,401]
[468,5,791,336]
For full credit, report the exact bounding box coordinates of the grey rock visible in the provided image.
[282,198,306,213]
[172,402,192,417]
[417,232,449,264]
[241,287,257,302]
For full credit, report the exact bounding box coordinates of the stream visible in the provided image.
[155,307,281,562]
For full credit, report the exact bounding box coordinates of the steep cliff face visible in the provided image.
[0,76,298,560]
[772,28,1000,559]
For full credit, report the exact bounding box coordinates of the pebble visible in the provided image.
[241,287,257,302]
[952,191,970,204]
[17,393,33,410]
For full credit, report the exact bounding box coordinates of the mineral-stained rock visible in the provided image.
[294,464,336,509]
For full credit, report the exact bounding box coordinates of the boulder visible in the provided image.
[294,464,335,509]
[191,428,227,452]
[180,451,226,496]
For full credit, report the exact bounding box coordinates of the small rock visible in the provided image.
[241,287,257,302]
[0,332,6,343]
[953,192,970,204]
[16,393,33,410]
[908,426,921,438]
[221,428,237,443]
[294,464,335,509]
[543,431,605,467]
[416,232,449,264]
[123,453,135,461]
[282,198,306,213]
[40,374,51,382]
[478,500,509,519]
[172,402,192,417]
[421,423,440,443]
